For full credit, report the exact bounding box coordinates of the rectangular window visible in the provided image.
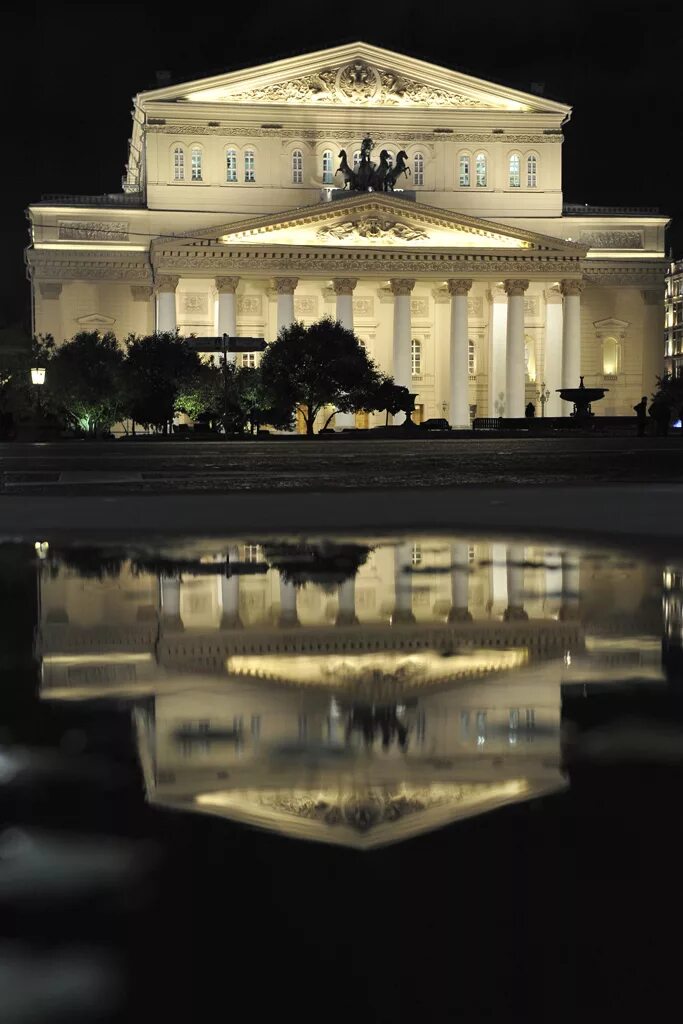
[411,339,421,377]
[414,153,424,186]
[527,155,537,188]
[191,148,202,181]
[459,155,470,187]
[173,148,184,181]
[509,155,521,188]
[244,150,255,182]
[322,151,334,184]
[292,150,303,184]
[226,150,237,182]
[241,352,256,368]
[475,155,487,188]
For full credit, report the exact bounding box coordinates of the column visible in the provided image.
[641,288,666,398]
[215,277,239,365]
[220,547,241,629]
[488,288,508,416]
[333,278,358,430]
[448,542,472,622]
[159,575,183,630]
[274,278,298,336]
[155,275,179,333]
[504,280,529,419]
[130,285,155,335]
[390,279,415,392]
[336,577,357,626]
[504,545,528,621]
[392,543,415,624]
[559,552,581,621]
[560,279,583,389]
[447,279,473,429]
[490,542,508,610]
[278,576,299,627]
[544,287,563,416]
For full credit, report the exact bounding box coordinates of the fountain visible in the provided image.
[556,376,609,423]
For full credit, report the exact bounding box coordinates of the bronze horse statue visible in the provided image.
[335,150,357,190]
[384,151,411,192]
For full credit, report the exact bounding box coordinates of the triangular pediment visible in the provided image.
[141,42,569,115]
[174,194,585,255]
[75,313,117,327]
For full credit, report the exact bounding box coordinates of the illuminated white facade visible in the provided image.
[26,42,668,422]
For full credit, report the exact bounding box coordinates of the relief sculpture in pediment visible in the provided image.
[317,218,429,244]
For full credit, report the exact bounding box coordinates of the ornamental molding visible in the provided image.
[131,285,153,301]
[220,60,496,109]
[75,312,116,327]
[447,278,473,296]
[151,124,561,145]
[38,282,62,299]
[593,316,630,338]
[153,251,584,278]
[30,260,152,282]
[317,218,429,244]
[332,278,358,295]
[58,219,129,241]
[214,275,240,293]
[390,278,415,296]
[582,265,666,287]
[154,275,180,293]
[560,279,583,297]
[579,230,643,249]
[504,279,530,296]
[294,295,319,317]
[273,277,298,294]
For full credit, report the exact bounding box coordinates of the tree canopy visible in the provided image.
[123,332,203,432]
[259,317,383,435]
[45,331,125,434]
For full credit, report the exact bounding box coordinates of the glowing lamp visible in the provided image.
[31,367,46,385]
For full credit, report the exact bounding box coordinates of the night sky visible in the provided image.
[3,0,680,330]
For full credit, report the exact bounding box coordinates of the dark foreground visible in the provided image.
[1,434,682,494]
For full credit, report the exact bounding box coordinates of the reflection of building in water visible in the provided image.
[36,538,664,847]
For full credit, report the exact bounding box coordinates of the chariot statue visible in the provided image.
[335,136,411,193]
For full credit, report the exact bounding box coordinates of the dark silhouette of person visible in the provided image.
[633,396,648,437]
[649,397,672,437]
[525,402,535,418]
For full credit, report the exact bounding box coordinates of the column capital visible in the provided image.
[560,279,584,297]
[447,278,473,297]
[215,276,240,294]
[503,279,530,297]
[273,277,298,295]
[38,282,62,299]
[641,287,664,305]
[131,285,153,302]
[389,278,415,297]
[544,285,563,304]
[332,278,358,296]
[154,275,179,294]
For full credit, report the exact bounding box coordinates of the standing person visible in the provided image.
[525,402,535,418]
[633,396,648,437]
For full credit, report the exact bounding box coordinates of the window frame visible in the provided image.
[322,149,334,185]
[475,152,487,188]
[508,152,521,189]
[172,144,185,182]
[526,153,538,189]
[459,153,471,188]
[291,148,303,184]
[190,145,203,182]
[411,338,422,378]
[413,151,424,186]
[225,147,238,183]
[244,148,256,183]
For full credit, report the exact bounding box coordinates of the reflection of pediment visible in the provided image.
[147,44,569,116]
[195,195,583,254]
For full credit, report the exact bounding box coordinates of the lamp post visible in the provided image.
[31,366,46,419]
[538,382,550,418]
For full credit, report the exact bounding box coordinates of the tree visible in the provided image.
[123,332,203,433]
[259,317,382,435]
[263,541,372,590]
[366,376,414,426]
[231,366,294,434]
[652,373,683,419]
[176,361,224,424]
[45,331,125,435]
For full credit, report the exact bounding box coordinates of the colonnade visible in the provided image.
[153,274,584,424]
[158,545,582,631]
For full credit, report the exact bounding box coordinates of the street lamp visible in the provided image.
[31,367,46,386]
[538,382,550,418]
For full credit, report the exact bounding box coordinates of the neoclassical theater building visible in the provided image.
[26,43,669,426]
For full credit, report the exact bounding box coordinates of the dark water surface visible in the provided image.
[2,533,683,1021]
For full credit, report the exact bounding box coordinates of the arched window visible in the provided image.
[527,154,537,188]
[468,339,476,376]
[413,152,424,186]
[225,148,237,183]
[173,146,185,181]
[411,339,422,377]
[459,155,471,187]
[602,337,619,375]
[353,150,361,172]
[475,153,487,188]
[190,146,203,182]
[509,153,521,188]
[322,150,334,184]
[244,149,255,182]
[292,149,303,184]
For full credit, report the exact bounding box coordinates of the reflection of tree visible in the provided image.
[345,704,409,751]
[47,548,126,579]
[263,541,372,591]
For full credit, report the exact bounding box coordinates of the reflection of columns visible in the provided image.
[216,277,239,365]
[155,276,179,333]
[559,552,581,620]
[390,279,415,392]
[504,280,529,419]
[504,544,528,620]
[220,547,241,629]
[392,543,415,624]
[278,576,299,626]
[336,577,357,626]
[274,278,298,336]
[448,542,472,622]
[560,280,583,389]
[333,279,357,429]
[488,289,508,416]
[544,287,563,416]
[448,279,473,429]
[160,575,183,630]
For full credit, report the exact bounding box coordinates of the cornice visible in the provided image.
[26,248,152,282]
[148,123,562,145]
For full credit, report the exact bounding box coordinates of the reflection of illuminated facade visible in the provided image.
[37,538,664,847]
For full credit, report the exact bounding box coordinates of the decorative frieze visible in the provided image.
[353,296,374,317]
[579,230,643,249]
[179,292,208,315]
[524,296,540,317]
[294,296,319,317]
[411,296,429,316]
[468,296,484,317]
[317,218,429,243]
[58,220,129,241]
[151,124,561,144]
[237,295,263,316]
[31,260,151,282]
